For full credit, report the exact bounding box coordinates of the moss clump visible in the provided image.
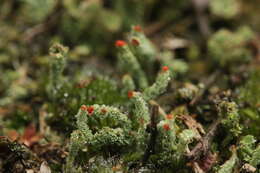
[208,26,254,67]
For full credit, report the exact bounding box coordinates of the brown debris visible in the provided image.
[21,124,42,147]
[7,130,19,142]
[179,114,205,138]
[198,152,218,172]
[187,117,221,160]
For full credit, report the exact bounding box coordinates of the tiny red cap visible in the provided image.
[128,91,134,98]
[131,38,140,46]
[80,105,87,111]
[166,114,174,120]
[115,40,126,47]
[87,106,94,115]
[163,124,170,131]
[133,25,142,32]
[162,66,169,72]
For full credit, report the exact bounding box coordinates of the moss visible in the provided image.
[208,26,254,68]
[239,69,260,138]
[210,0,240,19]
[217,147,238,173]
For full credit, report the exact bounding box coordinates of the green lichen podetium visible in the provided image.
[153,116,197,169]
[131,92,150,129]
[157,119,176,150]
[218,100,242,137]
[116,42,148,90]
[48,43,68,101]
[65,105,131,173]
[143,68,171,101]
[121,74,136,94]
[160,51,189,77]
[154,118,177,167]
[128,25,157,67]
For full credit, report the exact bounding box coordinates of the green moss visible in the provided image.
[208,26,254,67]
[217,147,238,173]
[239,69,260,138]
[210,0,239,19]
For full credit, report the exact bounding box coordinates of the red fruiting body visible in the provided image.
[101,108,107,114]
[128,91,134,98]
[131,38,140,46]
[133,25,142,32]
[166,114,174,120]
[115,40,126,47]
[163,124,170,131]
[162,66,169,72]
[80,105,87,111]
[87,106,94,115]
